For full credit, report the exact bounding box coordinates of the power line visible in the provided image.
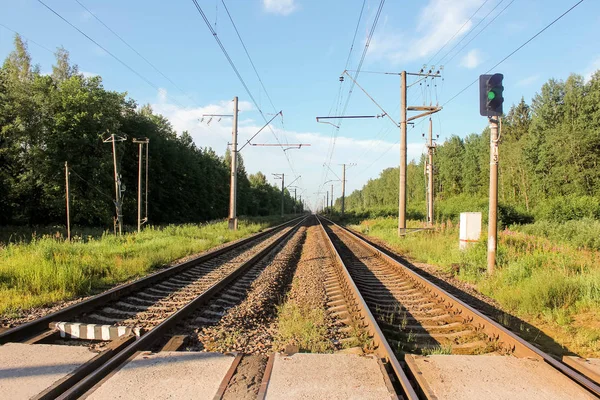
[0,23,54,53]
[344,0,367,70]
[37,0,187,109]
[443,0,585,107]
[436,0,506,66]
[322,0,386,183]
[74,0,196,106]
[220,0,277,114]
[443,0,516,66]
[190,0,299,179]
[426,0,492,66]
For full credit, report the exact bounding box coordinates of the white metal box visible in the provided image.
[459,212,482,250]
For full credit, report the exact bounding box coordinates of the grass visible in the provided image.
[0,217,287,317]
[348,217,600,357]
[274,301,331,353]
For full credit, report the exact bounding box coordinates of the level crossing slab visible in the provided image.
[263,353,396,399]
[87,351,235,399]
[0,342,97,399]
[406,354,596,400]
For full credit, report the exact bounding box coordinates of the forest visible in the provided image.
[341,69,600,226]
[0,35,302,228]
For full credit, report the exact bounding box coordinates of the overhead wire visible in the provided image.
[435,0,506,66]
[443,0,585,107]
[320,0,386,195]
[190,0,300,180]
[425,0,492,66]
[443,0,516,66]
[37,0,190,109]
[74,0,197,106]
[0,23,54,53]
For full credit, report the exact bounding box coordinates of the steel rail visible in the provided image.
[0,216,304,345]
[315,216,419,400]
[56,216,307,399]
[320,215,600,398]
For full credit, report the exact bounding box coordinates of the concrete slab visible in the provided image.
[563,356,600,384]
[0,342,96,399]
[406,354,596,400]
[264,353,395,400]
[87,351,235,400]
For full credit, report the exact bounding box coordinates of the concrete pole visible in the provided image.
[137,141,143,233]
[229,97,239,230]
[145,139,149,221]
[326,190,329,214]
[331,184,334,211]
[110,134,123,235]
[341,164,346,216]
[488,117,499,274]
[398,71,407,234]
[294,188,297,215]
[281,173,285,217]
[65,161,71,241]
[427,118,434,227]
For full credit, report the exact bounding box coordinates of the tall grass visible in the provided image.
[0,219,277,317]
[349,217,600,355]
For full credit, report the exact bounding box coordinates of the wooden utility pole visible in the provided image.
[398,69,442,235]
[104,133,126,235]
[133,138,149,233]
[65,161,71,241]
[488,117,500,274]
[426,118,435,227]
[229,97,239,230]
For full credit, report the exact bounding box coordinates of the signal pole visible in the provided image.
[65,161,71,241]
[104,133,126,235]
[133,138,149,233]
[426,118,436,227]
[479,73,504,275]
[488,117,500,274]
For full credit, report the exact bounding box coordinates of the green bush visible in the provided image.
[515,218,600,250]
[534,195,600,222]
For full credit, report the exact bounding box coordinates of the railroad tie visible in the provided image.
[50,322,142,341]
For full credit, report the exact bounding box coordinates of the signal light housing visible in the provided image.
[479,73,504,117]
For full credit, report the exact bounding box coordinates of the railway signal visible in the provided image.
[480,73,504,274]
[479,73,504,117]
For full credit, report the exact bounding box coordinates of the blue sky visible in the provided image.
[1,0,599,211]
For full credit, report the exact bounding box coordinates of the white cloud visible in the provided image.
[367,0,485,64]
[81,71,99,78]
[151,90,424,211]
[516,74,539,87]
[584,56,600,82]
[263,0,298,16]
[460,49,482,69]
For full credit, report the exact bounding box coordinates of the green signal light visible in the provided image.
[488,91,496,100]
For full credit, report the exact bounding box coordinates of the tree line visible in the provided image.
[0,35,302,227]
[341,69,600,224]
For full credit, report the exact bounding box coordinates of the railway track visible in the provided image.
[0,216,306,399]
[317,215,600,399]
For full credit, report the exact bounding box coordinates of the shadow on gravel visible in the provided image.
[351,230,575,358]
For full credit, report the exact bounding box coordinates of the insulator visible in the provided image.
[339,76,344,82]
